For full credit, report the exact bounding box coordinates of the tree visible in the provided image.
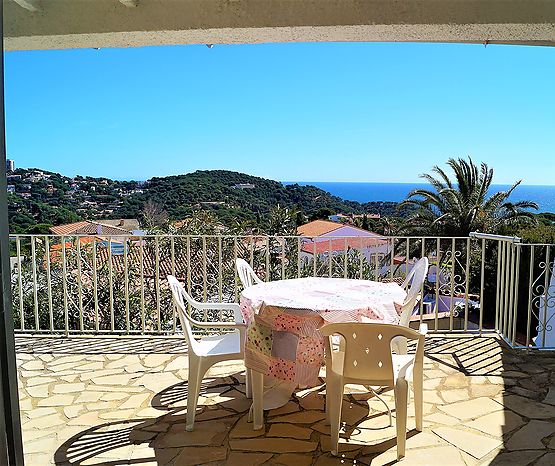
[399,157,538,236]
[141,199,169,230]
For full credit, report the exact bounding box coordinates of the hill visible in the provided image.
[7,168,403,232]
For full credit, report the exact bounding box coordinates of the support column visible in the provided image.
[0,1,25,464]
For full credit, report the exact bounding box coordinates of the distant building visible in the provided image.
[7,174,21,182]
[50,220,133,236]
[328,213,381,223]
[7,185,15,194]
[297,219,390,263]
[6,159,14,172]
[232,183,255,189]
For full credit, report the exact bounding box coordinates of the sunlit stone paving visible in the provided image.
[16,335,555,465]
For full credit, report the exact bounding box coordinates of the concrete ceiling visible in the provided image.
[4,0,555,51]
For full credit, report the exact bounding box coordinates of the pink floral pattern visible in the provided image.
[242,277,406,386]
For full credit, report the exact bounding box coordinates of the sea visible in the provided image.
[282,182,555,214]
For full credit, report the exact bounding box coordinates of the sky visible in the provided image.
[4,42,555,184]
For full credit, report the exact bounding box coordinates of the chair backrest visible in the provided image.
[321,323,424,385]
[399,257,429,327]
[236,258,262,288]
[167,275,201,355]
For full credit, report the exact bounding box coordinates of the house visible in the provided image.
[50,220,133,236]
[328,213,381,223]
[297,220,390,261]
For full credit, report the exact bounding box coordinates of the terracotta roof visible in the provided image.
[297,220,344,237]
[301,237,388,254]
[50,221,131,236]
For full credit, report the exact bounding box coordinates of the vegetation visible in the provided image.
[399,157,538,237]
[8,168,404,233]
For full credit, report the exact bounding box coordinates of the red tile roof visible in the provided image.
[50,221,130,236]
[301,237,388,254]
[297,220,344,237]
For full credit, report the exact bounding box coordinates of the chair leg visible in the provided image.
[186,357,208,432]
[251,370,264,430]
[394,377,408,461]
[328,375,344,456]
[413,368,423,432]
[245,368,253,399]
[392,337,408,355]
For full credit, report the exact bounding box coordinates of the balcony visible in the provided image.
[12,233,555,464]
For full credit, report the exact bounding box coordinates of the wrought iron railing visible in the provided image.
[8,233,555,349]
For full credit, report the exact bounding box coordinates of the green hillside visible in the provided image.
[7,168,403,232]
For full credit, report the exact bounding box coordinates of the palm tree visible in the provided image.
[399,157,538,236]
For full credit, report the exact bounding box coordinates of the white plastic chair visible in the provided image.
[236,258,263,288]
[393,257,429,354]
[167,275,248,431]
[321,323,426,461]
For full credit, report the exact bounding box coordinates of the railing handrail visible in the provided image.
[470,231,521,244]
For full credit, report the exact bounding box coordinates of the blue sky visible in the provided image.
[4,42,554,184]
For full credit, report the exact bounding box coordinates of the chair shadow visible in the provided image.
[54,372,248,465]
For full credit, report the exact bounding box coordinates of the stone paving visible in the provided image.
[16,334,555,465]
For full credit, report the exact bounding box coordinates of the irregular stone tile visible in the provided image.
[341,400,369,425]
[23,435,58,455]
[48,355,87,366]
[314,453,359,465]
[214,391,252,413]
[23,413,66,429]
[67,411,101,426]
[136,407,166,418]
[226,452,273,466]
[268,401,300,417]
[486,450,544,466]
[165,355,188,372]
[21,370,45,378]
[155,421,230,448]
[26,385,49,398]
[63,405,84,419]
[21,360,45,371]
[443,373,470,389]
[24,407,57,419]
[99,409,137,420]
[78,362,104,371]
[172,446,227,466]
[100,392,128,401]
[422,389,446,405]
[311,420,331,435]
[37,394,75,407]
[437,397,503,420]
[86,401,120,411]
[432,427,502,459]
[230,438,318,453]
[503,395,555,419]
[91,373,138,386]
[470,384,503,398]
[272,453,313,466]
[105,355,140,369]
[542,386,555,405]
[79,369,121,381]
[424,412,461,426]
[268,423,313,440]
[52,382,86,394]
[75,391,104,403]
[441,389,470,404]
[298,392,326,411]
[364,445,467,465]
[405,432,445,449]
[506,420,555,450]
[269,410,326,425]
[466,410,524,438]
[119,393,151,410]
[535,452,555,466]
[26,376,56,387]
[230,414,265,439]
[195,408,236,421]
[134,372,181,392]
[142,354,173,368]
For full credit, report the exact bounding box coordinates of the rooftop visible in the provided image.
[18,335,555,465]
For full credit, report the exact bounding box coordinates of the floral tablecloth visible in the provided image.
[240,277,406,387]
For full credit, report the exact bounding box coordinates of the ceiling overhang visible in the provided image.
[4,0,555,51]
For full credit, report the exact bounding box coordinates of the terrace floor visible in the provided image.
[16,334,555,466]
